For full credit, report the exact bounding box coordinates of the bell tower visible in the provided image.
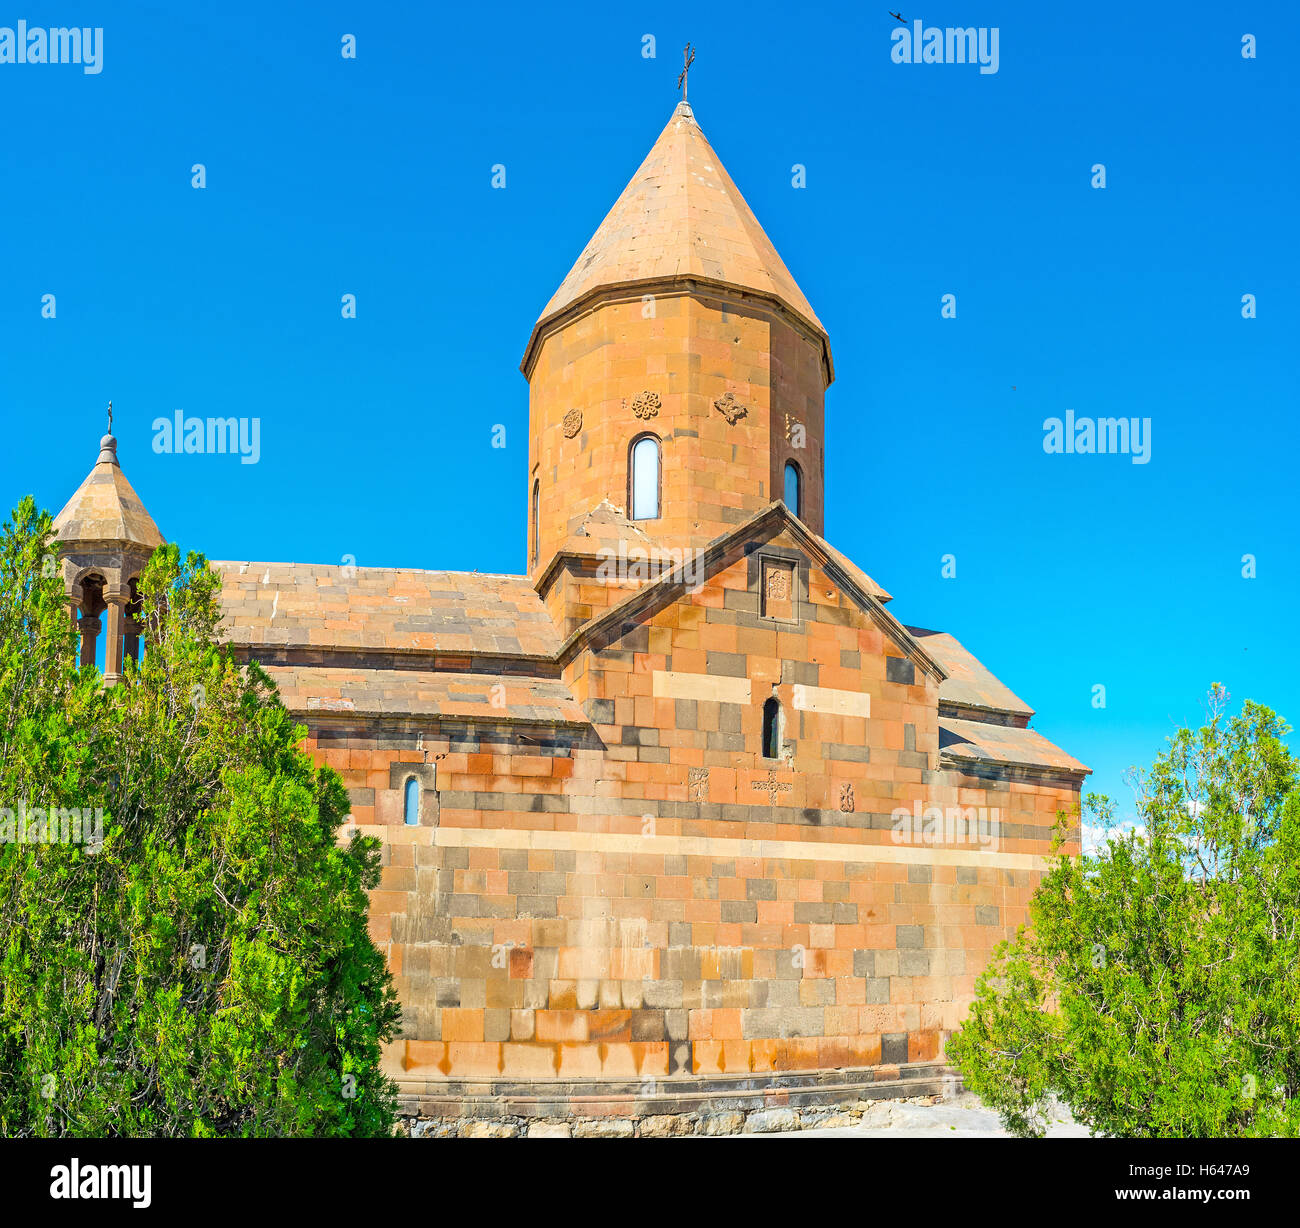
[53,425,164,684]
[522,101,833,583]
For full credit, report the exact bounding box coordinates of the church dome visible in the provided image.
[522,101,831,382]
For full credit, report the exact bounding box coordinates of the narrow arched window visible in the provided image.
[530,479,540,565]
[630,435,661,520]
[403,777,420,826]
[762,697,783,759]
[783,461,802,518]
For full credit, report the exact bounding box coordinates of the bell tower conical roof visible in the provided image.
[53,433,164,550]
[55,425,163,687]
[522,101,832,381]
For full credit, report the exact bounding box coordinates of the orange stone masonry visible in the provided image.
[57,99,1088,1127]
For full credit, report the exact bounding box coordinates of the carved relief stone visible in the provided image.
[839,782,855,813]
[628,390,661,420]
[761,558,796,620]
[688,767,709,802]
[714,391,748,425]
[753,769,793,805]
[563,408,582,438]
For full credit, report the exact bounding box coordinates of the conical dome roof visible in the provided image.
[53,434,165,549]
[523,101,831,378]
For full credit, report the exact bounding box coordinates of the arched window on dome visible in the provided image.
[530,479,540,566]
[629,435,661,521]
[403,777,420,826]
[783,461,802,519]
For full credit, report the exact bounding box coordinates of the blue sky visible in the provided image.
[2,1,1296,823]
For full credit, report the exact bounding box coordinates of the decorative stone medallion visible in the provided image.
[714,391,748,426]
[629,390,661,420]
[839,782,855,813]
[563,408,582,438]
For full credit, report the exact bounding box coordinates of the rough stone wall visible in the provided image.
[302,532,1080,1112]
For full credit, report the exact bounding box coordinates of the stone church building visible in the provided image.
[55,101,1087,1129]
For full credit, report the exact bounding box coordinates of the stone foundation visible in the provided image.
[398,1061,960,1136]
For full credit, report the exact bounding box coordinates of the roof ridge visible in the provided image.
[552,501,943,681]
[212,560,529,582]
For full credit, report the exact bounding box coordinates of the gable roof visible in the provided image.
[907,627,1033,723]
[214,562,561,659]
[813,532,893,605]
[523,101,831,379]
[556,501,939,679]
[215,504,913,675]
[263,665,587,726]
[939,716,1089,778]
[537,497,892,605]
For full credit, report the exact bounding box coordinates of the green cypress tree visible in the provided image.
[0,497,401,1137]
[949,685,1300,1137]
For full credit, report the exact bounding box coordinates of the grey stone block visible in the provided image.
[793,902,833,924]
[899,950,931,977]
[632,1010,667,1041]
[705,651,747,678]
[885,657,916,686]
[896,925,924,949]
[507,871,538,895]
[517,896,557,917]
[722,900,757,923]
[881,1032,909,1065]
[642,980,683,1009]
[741,1006,824,1038]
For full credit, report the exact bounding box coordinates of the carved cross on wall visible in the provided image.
[752,768,792,805]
